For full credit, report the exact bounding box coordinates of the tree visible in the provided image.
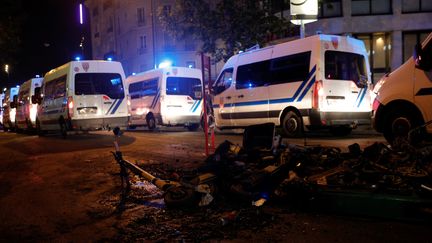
[0,0,24,66]
[158,0,297,62]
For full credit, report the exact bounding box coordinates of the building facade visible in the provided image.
[85,0,203,77]
[85,0,432,83]
[305,0,432,82]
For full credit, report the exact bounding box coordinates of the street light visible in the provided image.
[4,64,9,82]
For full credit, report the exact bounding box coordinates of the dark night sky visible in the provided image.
[11,0,90,86]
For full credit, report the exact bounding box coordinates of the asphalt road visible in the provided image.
[0,127,429,242]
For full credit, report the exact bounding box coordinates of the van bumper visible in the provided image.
[161,114,201,126]
[307,110,372,127]
[70,116,129,130]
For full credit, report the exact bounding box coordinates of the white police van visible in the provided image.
[126,67,203,131]
[2,87,19,132]
[212,34,372,137]
[15,77,43,132]
[372,32,432,144]
[33,60,129,137]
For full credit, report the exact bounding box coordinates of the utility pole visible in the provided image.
[151,0,157,69]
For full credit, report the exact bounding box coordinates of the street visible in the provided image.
[0,127,430,242]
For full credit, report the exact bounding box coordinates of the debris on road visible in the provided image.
[111,123,432,240]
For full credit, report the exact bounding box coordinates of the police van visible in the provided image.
[2,87,19,132]
[212,34,372,137]
[126,67,203,131]
[372,32,432,144]
[15,77,43,132]
[33,60,129,137]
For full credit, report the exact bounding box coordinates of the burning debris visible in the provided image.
[111,123,432,240]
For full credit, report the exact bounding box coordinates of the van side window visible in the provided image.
[270,51,311,84]
[18,89,29,106]
[325,51,367,87]
[213,68,233,95]
[236,60,269,89]
[129,78,158,99]
[75,73,125,99]
[44,75,67,99]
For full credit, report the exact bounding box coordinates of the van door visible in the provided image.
[129,78,159,125]
[413,38,432,132]
[212,68,234,127]
[323,51,370,114]
[164,75,202,124]
[39,76,67,130]
[231,57,271,127]
[74,73,126,123]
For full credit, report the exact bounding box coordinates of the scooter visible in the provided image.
[111,127,217,208]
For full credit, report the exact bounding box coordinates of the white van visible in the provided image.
[33,60,129,137]
[212,34,372,137]
[2,87,19,132]
[126,67,203,131]
[15,77,43,131]
[372,32,432,144]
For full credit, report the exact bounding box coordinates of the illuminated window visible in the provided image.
[355,33,391,83]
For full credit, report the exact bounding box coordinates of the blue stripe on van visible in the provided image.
[189,100,198,112]
[105,99,117,115]
[297,76,316,102]
[151,90,160,109]
[356,88,367,108]
[192,99,202,113]
[214,65,317,108]
[190,100,197,112]
[111,98,124,114]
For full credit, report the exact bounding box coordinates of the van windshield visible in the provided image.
[166,77,202,100]
[325,51,368,87]
[75,73,125,99]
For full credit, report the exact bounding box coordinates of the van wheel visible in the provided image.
[15,122,21,133]
[146,114,156,131]
[36,119,44,137]
[59,119,68,138]
[383,109,423,145]
[281,111,303,137]
[187,124,199,131]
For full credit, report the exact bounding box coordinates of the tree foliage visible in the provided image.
[0,0,24,65]
[158,0,296,62]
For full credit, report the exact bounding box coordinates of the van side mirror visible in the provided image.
[10,95,18,108]
[32,87,42,104]
[414,44,432,71]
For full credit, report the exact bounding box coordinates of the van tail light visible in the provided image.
[67,96,74,118]
[312,80,324,109]
[372,98,380,112]
[29,104,38,123]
